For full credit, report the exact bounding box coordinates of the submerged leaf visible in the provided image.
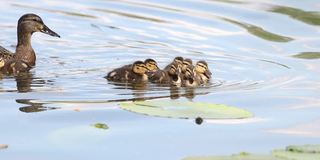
[92,123,109,130]
[292,52,320,59]
[120,101,252,119]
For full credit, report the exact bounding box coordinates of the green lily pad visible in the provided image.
[273,149,320,160]
[292,52,320,59]
[92,123,109,130]
[120,101,252,119]
[183,153,283,160]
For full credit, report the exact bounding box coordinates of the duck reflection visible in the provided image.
[17,99,59,113]
[14,72,50,93]
[13,72,57,113]
[107,81,207,102]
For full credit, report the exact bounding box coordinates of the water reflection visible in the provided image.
[14,72,50,93]
[108,82,207,102]
[17,99,59,113]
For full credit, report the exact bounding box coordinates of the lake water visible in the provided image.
[1,0,320,159]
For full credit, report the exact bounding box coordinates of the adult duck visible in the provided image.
[0,13,60,74]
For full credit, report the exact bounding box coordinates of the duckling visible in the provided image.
[181,58,193,74]
[144,58,159,72]
[182,65,198,87]
[0,13,60,74]
[119,59,159,71]
[105,61,148,83]
[194,60,212,84]
[164,56,184,71]
[144,58,159,79]
[149,62,181,86]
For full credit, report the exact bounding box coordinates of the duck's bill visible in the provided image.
[41,24,60,38]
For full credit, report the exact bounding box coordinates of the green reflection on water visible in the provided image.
[270,6,320,26]
[292,52,320,59]
[222,18,293,42]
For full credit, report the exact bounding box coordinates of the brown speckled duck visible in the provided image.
[0,13,60,74]
[105,61,148,83]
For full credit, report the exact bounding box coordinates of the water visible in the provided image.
[1,0,320,159]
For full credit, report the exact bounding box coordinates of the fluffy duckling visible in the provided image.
[182,65,198,87]
[144,58,159,79]
[164,56,184,71]
[181,58,193,74]
[149,62,181,86]
[105,61,148,83]
[0,13,60,74]
[194,60,212,84]
[144,58,159,71]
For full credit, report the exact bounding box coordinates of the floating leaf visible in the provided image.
[92,123,109,130]
[183,153,282,160]
[120,101,252,119]
[0,144,8,150]
[273,149,320,160]
[292,52,320,59]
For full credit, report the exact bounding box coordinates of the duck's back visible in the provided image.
[0,46,14,60]
[106,68,130,82]
[149,70,170,83]
[0,46,15,71]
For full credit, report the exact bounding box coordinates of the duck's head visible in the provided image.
[132,61,148,75]
[18,13,60,38]
[168,62,180,76]
[184,65,195,79]
[182,58,192,73]
[144,58,159,71]
[195,60,212,78]
[173,56,184,68]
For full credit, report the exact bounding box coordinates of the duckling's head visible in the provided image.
[144,58,159,71]
[182,58,193,73]
[184,65,195,79]
[173,56,184,68]
[132,61,148,75]
[18,13,60,38]
[168,62,180,76]
[195,60,212,77]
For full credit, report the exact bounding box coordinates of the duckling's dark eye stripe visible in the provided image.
[175,60,183,63]
[171,65,177,70]
[198,64,207,69]
[183,62,190,65]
